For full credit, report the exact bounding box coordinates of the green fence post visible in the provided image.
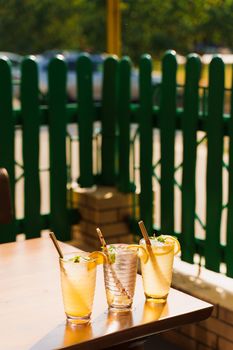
[0,58,15,242]
[226,65,233,277]
[101,55,118,185]
[205,56,224,272]
[118,56,131,192]
[48,57,70,241]
[159,50,177,234]
[21,57,41,238]
[181,54,201,263]
[139,54,153,232]
[77,54,94,187]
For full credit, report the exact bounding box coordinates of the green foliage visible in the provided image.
[0,0,85,53]
[0,0,232,58]
[121,0,233,60]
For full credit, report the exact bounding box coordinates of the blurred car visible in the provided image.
[0,51,161,102]
[37,51,161,102]
[0,51,22,77]
[36,51,105,101]
[0,52,22,98]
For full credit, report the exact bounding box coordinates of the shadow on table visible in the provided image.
[30,301,167,350]
[29,321,94,350]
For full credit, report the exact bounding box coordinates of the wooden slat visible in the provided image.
[0,168,12,224]
[77,54,94,187]
[205,56,224,272]
[48,57,70,241]
[101,55,118,185]
[21,57,41,238]
[181,54,201,263]
[226,65,233,277]
[139,54,153,232]
[159,51,177,234]
[118,56,131,192]
[0,58,15,242]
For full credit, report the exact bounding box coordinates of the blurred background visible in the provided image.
[1,0,233,241]
[0,0,232,87]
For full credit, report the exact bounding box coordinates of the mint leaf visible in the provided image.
[107,245,116,264]
[157,236,166,243]
[69,255,80,263]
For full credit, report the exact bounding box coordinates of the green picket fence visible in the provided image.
[0,51,232,278]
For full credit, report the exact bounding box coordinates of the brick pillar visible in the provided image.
[70,186,137,251]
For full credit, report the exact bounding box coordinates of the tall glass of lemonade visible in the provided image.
[139,235,180,303]
[59,252,97,324]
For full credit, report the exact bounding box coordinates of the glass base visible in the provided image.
[145,293,168,304]
[66,313,91,325]
[108,304,132,313]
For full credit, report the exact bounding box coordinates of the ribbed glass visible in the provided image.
[103,244,138,311]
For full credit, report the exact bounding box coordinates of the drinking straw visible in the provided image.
[138,220,168,285]
[49,232,64,259]
[138,221,153,252]
[96,227,108,253]
[96,227,131,300]
[138,220,157,266]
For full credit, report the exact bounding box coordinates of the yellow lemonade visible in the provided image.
[59,252,97,324]
[139,236,180,302]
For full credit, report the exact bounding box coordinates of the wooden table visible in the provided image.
[0,237,213,350]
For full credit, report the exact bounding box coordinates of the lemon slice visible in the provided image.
[160,235,181,255]
[153,246,174,256]
[88,251,107,265]
[127,244,149,264]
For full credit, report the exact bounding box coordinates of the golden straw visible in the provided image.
[138,221,151,246]
[96,227,131,300]
[138,220,171,290]
[49,232,64,259]
[96,227,108,253]
[138,220,156,263]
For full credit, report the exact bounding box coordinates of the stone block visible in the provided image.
[79,207,118,224]
[71,185,97,207]
[86,190,131,210]
[161,330,197,350]
[72,225,134,251]
[118,205,140,221]
[180,324,217,348]
[218,337,233,350]
[219,306,233,326]
[72,186,134,210]
[197,344,212,350]
[71,226,100,251]
[200,317,233,343]
[105,233,135,245]
[71,185,135,250]
[84,221,130,238]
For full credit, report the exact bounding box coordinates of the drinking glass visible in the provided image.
[103,244,138,312]
[139,237,178,303]
[59,252,97,324]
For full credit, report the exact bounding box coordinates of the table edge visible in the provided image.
[60,304,213,350]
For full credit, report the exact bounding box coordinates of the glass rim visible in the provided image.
[59,251,96,264]
[106,243,138,255]
[139,237,175,247]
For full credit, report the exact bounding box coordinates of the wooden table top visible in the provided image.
[0,237,213,350]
